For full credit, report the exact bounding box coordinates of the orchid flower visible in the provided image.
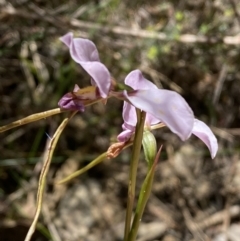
[58,32,111,111]
[57,34,218,159]
[118,70,218,159]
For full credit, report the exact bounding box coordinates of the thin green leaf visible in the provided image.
[56,152,107,184]
[56,141,133,184]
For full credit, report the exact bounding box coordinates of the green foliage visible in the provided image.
[147,45,159,61]
[175,11,184,22]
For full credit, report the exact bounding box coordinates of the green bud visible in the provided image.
[142,130,157,167]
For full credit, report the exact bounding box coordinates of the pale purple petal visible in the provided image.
[117,102,136,142]
[59,32,73,48]
[145,114,160,127]
[60,33,100,62]
[70,38,100,62]
[192,119,218,159]
[122,102,137,127]
[117,129,134,142]
[80,62,111,98]
[124,70,162,127]
[60,33,111,98]
[124,89,194,141]
[125,70,158,90]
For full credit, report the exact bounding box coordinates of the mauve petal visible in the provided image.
[117,129,134,142]
[122,100,160,132]
[80,62,111,98]
[192,119,218,159]
[124,70,161,127]
[59,32,73,48]
[60,33,100,62]
[122,102,137,127]
[60,33,111,98]
[71,38,100,62]
[122,122,135,132]
[116,103,137,142]
[125,70,158,90]
[146,114,160,127]
[124,89,194,141]
[58,93,85,112]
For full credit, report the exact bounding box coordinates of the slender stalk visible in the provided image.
[150,122,165,130]
[0,108,65,133]
[24,111,77,241]
[56,152,107,184]
[123,110,146,241]
[57,141,133,184]
[128,171,154,241]
[0,96,108,134]
[128,146,162,241]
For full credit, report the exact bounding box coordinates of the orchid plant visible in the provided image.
[0,32,218,241]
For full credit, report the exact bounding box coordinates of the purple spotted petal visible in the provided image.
[124,89,194,141]
[192,119,218,158]
[60,33,111,98]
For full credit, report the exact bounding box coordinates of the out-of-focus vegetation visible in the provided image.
[1,0,240,240]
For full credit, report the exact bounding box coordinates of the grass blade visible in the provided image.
[24,111,77,241]
[0,108,66,133]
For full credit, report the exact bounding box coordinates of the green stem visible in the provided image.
[128,170,154,241]
[123,110,146,241]
[128,146,162,241]
[56,152,107,184]
[57,141,133,184]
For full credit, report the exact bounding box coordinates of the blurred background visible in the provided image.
[1,0,240,240]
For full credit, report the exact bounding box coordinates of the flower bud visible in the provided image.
[142,130,157,167]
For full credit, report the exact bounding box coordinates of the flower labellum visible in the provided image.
[58,85,101,111]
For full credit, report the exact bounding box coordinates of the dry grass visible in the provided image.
[1,0,240,240]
